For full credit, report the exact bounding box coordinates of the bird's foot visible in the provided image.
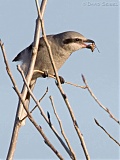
[42,71,48,78]
[55,75,65,85]
[59,76,65,84]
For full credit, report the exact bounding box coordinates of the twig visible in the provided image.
[94,119,120,146]
[37,10,90,160]
[34,69,86,89]
[0,40,64,160]
[18,0,47,124]
[21,87,48,122]
[66,81,86,89]
[17,65,73,158]
[49,96,76,160]
[15,89,63,160]
[2,1,48,159]
[82,74,120,125]
[30,87,48,113]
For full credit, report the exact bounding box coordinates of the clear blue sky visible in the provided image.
[0,0,119,159]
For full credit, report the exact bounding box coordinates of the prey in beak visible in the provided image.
[82,39,96,52]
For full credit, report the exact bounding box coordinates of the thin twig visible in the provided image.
[15,91,64,160]
[0,40,24,160]
[30,87,48,113]
[2,1,48,159]
[37,10,90,160]
[21,87,48,122]
[82,74,120,125]
[49,96,76,160]
[66,81,86,89]
[0,40,64,160]
[17,65,73,158]
[34,69,86,89]
[94,119,120,146]
[17,0,47,125]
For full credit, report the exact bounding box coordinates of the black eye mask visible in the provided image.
[63,38,82,44]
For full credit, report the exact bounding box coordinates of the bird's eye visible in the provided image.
[75,38,79,41]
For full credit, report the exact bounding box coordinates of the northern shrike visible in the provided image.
[13,31,95,125]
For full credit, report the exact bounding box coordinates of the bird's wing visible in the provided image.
[12,44,32,62]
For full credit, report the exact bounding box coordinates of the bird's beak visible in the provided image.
[82,39,96,52]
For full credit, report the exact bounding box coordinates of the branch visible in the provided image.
[0,39,64,160]
[2,0,48,159]
[21,87,48,122]
[94,119,120,146]
[81,74,120,125]
[18,0,47,124]
[17,65,73,158]
[34,69,86,89]
[15,91,64,160]
[36,9,90,160]
[49,96,76,160]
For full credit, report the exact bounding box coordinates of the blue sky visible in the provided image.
[0,0,119,159]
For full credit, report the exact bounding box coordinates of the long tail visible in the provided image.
[19,79,37,126]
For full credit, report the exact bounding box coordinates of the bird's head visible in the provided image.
[54,31,95,53]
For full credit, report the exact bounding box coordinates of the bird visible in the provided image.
[13,31,95,125]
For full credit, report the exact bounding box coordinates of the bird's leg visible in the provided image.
[42,71,48,78]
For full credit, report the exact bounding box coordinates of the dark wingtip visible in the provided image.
[12,44,32,62]
[12,56,18,62]
[12,58,16,62]
[12,53,21,62]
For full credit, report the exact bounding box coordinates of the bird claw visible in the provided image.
[42,71,48,78]
[59,76,65,84]
[55,76,65,85]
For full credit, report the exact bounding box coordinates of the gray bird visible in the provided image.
[13,31,95,125]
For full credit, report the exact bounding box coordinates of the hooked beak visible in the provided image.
[82,39,96,52]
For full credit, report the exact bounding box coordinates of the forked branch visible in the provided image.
[35,5,90,160]
[82,74,119,125]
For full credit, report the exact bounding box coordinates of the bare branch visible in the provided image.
[49,96,76,160]
[34,69,86,89]
[30,87,48,113]
[2,0,48,159]
[21,87,48,122]
[81,74,120,125]
[16,0,48,126]
[94,119,120,146]
[66,81,86,89]
[36,10,90,160]
[0,41,22,160]
[0,40,64,160]
[15,91,64,160]
[17,65,73,158]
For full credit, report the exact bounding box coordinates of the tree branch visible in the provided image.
[1,39,64,160]
[17,65,74,159]
[49,96,76,160]
[36,8,90,160]
[21,87,48,122]
[1,42,63,159]
[94,119,120,146]
[3,0,48,159]
[82,74,120,125]
[34,69,86,89]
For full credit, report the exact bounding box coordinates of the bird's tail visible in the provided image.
[19,79,37,126]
